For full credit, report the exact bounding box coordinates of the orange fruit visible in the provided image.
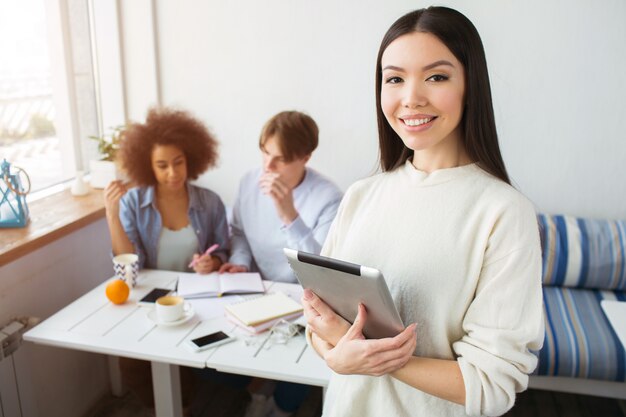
[106,279,130,304]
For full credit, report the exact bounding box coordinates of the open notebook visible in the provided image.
[176,272,264,298]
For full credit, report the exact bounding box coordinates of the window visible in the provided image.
[0,0,98,194]
[0,0,62,192]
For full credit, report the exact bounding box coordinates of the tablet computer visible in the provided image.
[284,248,404,339]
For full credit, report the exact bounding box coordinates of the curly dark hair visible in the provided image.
[118,108,219,186]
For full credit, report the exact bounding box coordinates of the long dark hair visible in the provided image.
[375,7,510,184]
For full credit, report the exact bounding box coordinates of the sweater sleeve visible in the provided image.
[453,200,544,416]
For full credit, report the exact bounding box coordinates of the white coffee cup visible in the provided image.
[155,295,189,322]
[113,253,139,287]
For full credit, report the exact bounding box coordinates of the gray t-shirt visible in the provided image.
[156,224,198,272]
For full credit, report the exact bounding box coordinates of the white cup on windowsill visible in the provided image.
[70,171,90,196]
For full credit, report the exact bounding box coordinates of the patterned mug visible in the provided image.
[112,253,139,287]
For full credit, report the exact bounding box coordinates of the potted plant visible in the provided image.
[88,125,125,189]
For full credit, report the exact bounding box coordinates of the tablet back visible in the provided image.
[284,249,404,339]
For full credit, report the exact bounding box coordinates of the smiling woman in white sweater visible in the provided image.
[301,6,544,417]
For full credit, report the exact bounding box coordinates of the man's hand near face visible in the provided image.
[259,172,299,225]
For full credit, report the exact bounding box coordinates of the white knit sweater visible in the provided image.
[319,160,544,417]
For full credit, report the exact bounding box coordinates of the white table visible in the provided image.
[601,300,626,349]
[23,270,330,417]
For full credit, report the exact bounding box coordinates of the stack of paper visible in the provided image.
[225,292,304,333]
[176,272,264,298]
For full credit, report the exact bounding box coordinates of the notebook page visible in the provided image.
[219,272,264,294]
[176,272,221,297]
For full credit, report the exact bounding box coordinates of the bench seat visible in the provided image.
[536,286,625,381]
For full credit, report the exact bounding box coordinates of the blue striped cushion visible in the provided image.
[535,286,626,381]
[539,214,626,290]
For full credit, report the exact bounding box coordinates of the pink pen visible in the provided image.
[188,243,220,268]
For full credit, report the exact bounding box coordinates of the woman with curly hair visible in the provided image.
[104,107,229,274]
[103,108,228,413]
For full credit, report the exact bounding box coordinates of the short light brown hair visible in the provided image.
[259,111,318,162]
[119,108,219,186]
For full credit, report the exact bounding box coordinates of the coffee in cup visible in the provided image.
[155,295,188,322]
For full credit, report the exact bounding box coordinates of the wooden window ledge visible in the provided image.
[0,187,105,266]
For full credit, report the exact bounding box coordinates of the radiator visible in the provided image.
[0,318,39,417]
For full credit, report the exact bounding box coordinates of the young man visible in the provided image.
[219,111,342,417]
[220,111,342,283]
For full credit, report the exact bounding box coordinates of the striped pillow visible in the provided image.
[539,214,626,290]
[536,286,626,381]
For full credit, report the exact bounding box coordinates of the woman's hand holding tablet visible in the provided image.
[304,298,417,376]
[301,288,351,346]
[284,248,404,339]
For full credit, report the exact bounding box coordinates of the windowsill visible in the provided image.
[0,187,105,266]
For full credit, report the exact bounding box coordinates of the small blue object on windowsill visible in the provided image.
[0,159,31,228]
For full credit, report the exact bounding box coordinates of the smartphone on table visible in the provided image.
[138,288,172,306]
[185,331,237,352]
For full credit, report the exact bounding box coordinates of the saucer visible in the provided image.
[147,307,195,327]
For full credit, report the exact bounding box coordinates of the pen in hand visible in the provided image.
[188,243,220,268]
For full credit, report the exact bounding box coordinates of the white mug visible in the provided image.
[155,295,189,322]
[112,253,139,287]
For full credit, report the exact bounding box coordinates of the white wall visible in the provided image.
[117,0,626,219]
[0,219,112,417]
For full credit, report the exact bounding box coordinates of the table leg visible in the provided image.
[151,361,183,417]
[107,356,125,397]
